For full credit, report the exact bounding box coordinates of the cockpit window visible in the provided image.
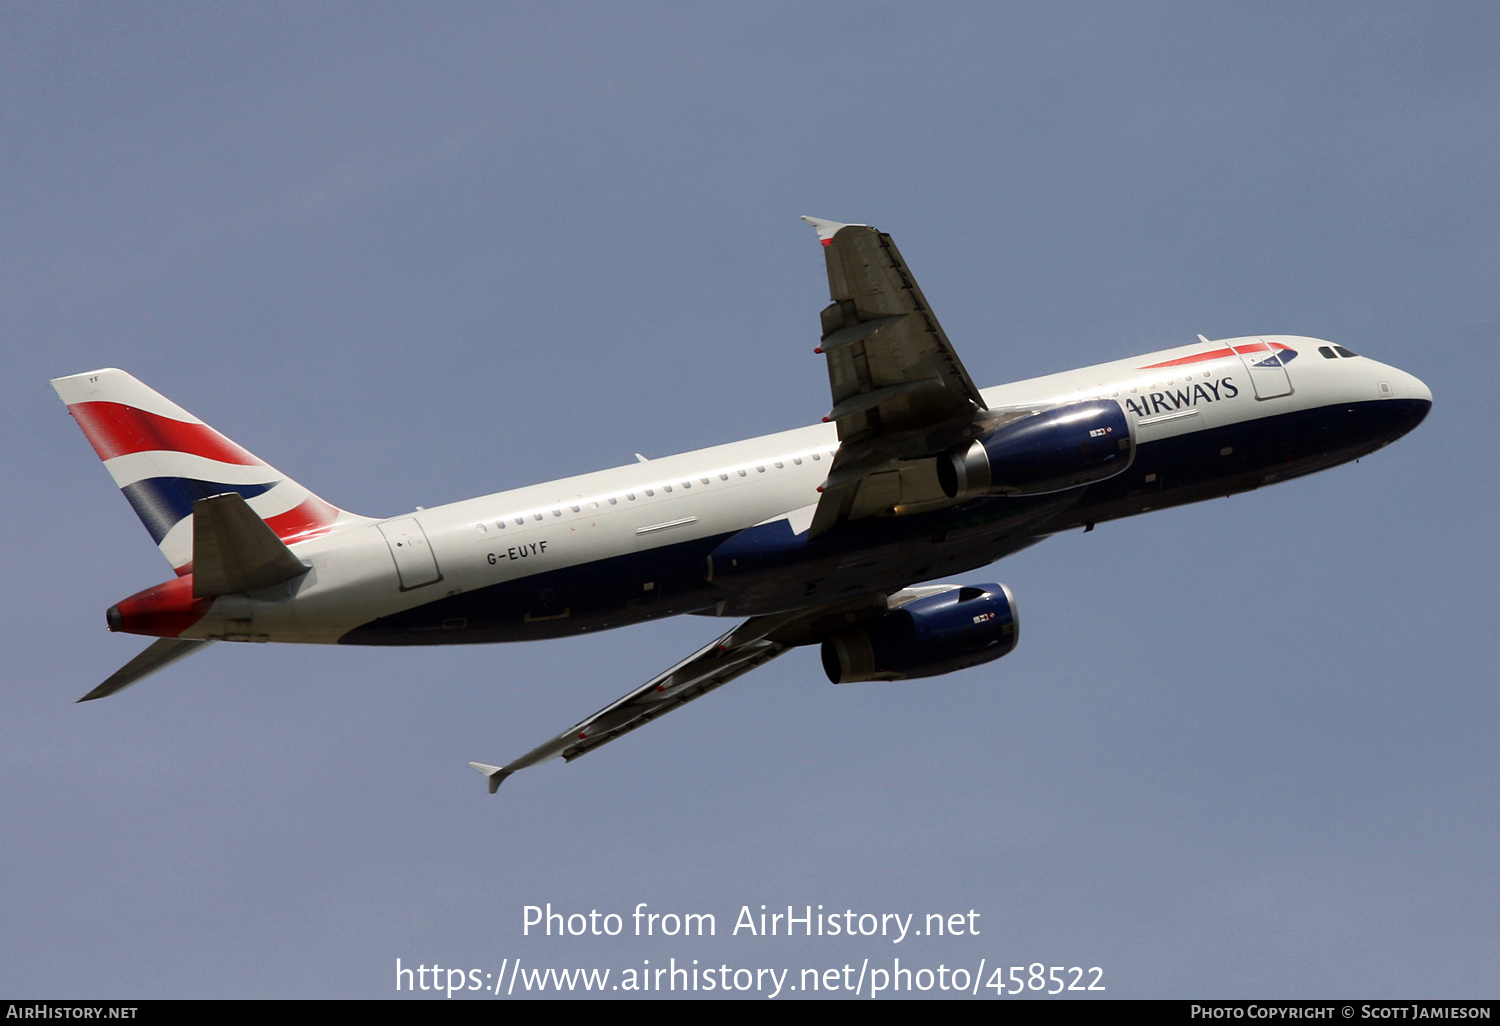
[1319,346,1337,359]
[1334,345,1359,358]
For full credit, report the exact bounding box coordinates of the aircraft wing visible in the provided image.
[800,217,988,536]
[470,621,789,792]
[470,596,892,791]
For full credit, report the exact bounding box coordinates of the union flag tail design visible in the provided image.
[51,368,371,574]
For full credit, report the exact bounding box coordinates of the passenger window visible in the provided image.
[811,452,821,461]
[645,489,655,497]
[774,461,784,469]
[738,470,747,477]
[701,477,710,485]
[793,457,803,465]
[718,473,728,481]
[552,510,562,517]
[497,521,506,530]
[663,485,672,493]
[533,513,543,521]
[609,497,618,505]
[571,505,580,513]
[627,493,636,501]
[515,517,524,526]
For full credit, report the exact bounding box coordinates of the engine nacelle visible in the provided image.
[821,583,1019,684]
[938,399,1134,499]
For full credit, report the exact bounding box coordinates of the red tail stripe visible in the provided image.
[68,402,264,466]
[265,496,341,545]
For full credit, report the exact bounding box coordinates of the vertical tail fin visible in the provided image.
[51,368,370,574]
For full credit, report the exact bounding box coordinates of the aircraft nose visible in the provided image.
[1403,370,1433,405]
[1373,366,1432,443]
[1390,367,1433,420]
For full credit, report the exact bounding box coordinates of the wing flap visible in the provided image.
[819,313,911,351]
[826,377,941,422]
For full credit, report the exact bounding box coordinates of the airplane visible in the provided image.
[52,217,1432,792]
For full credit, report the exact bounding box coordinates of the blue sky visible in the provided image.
[4,2,1495,998]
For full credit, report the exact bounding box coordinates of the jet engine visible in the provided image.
[820,583,1019,683]
[937,399,1134,499]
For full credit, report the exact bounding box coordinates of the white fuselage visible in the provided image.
[180,335,1429,645]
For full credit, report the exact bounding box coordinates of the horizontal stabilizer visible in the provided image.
[468,762,513,794]
[78,638,213,702]
[192,492,310,598]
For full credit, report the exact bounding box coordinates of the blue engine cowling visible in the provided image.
[938,399,1134,499]
[821,583,1020,684]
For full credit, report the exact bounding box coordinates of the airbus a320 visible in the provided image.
[53,217,1432,791]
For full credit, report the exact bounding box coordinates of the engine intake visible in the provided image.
[821,583,1019,683]
[938,399,1133,499]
